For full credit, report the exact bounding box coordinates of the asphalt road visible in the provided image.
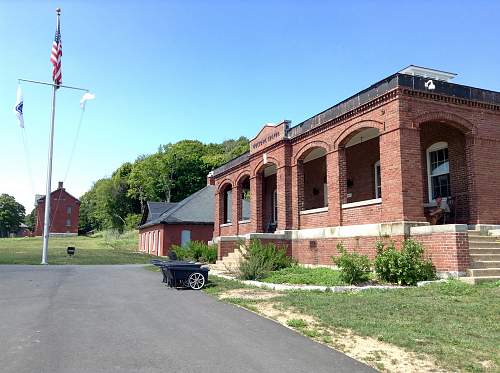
[0,265,375,373]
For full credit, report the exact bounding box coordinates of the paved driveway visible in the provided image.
[0,265,375,373]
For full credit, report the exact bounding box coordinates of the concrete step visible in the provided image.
[469,248,500,255]
[467,230,483,235]
[460,276,500,285]
[470,260,500,269]
[469,241,500,248]
[468,234,499,241]
[470,254,500,261]
[467,268,500,277]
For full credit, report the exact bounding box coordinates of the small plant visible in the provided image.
[287,319,308,328]
[238,239,295,280]
[332,243,371,285]
[170,241,217,263]
[374,239,436,285]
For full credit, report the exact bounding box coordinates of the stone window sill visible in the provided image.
[238,220,251,224]
[342,198,382,209]
[220,223,232,227]
[300,207,329,215]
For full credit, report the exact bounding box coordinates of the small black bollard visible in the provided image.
[67,246,76,257]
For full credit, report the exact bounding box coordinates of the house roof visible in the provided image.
[36,188,80,204]
[140,201,178,225]
[139,185,215,229]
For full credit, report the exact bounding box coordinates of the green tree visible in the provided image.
[0,194,26,237]
[25,208,36,231]
[79,137,249,233]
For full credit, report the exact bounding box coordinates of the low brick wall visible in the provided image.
[411,225,470,274]
[216,223,471,274]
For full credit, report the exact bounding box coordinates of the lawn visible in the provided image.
[205,276,500,373]
[261,266,347,286]
[0,230,158,264]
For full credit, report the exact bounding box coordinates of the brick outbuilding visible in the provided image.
[34,182,80,236]
[211,66,500,277]
[138,184,215,256]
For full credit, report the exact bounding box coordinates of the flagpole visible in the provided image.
[41,8,61,265]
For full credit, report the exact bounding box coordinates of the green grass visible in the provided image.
[205,276,500,372]
[0,230,158,264]
[286,318,308,328]
[275,280,500,372]
[261,266,347,286]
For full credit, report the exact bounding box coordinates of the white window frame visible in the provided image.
[426,141,450,203]
[374,161,381,199]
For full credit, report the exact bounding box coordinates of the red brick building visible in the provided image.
[211,66,500,279]
[138,184,215,256]
[34,182,80,236]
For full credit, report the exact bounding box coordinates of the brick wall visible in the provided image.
[299,210,330,229]
[345,137,379,202]
[342,203,382,225]
[413,232,470,273]
[139,223,214,257]
[217,231,469,273]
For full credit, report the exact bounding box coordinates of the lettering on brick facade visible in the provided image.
[250,121,288,154]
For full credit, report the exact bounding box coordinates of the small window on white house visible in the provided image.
[374,161,381,199]
[427,142,451,201]
[181,230,191,246]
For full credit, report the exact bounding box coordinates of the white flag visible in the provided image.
[80,92,95,110]
[13,85,24,128]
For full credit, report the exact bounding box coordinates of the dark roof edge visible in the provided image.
[138,185,215,229]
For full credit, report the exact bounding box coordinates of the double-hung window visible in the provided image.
[427,142,451,201]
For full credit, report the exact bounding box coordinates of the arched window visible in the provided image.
[426,142,451,201]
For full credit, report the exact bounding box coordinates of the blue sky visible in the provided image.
[1,0,499,211]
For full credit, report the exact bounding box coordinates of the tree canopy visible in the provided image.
[79,137,248,233]
[0,194,26,237]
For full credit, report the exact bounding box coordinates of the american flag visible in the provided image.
[50,15,62,86]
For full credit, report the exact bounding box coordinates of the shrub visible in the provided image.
[332,243,371,284]
[124,214,142,231]
[170,241,217,263]
[239,239,294,280]
[374,239,436,285]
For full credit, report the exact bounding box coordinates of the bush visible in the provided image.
[170,241,217,263]
[332,243,371,284]
[239,239,294,280]
[124,214,142,231]
[374,239,436,285]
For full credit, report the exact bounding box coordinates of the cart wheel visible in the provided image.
[187,272,205,290]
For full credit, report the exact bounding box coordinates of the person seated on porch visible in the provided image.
[429,196,450,225]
